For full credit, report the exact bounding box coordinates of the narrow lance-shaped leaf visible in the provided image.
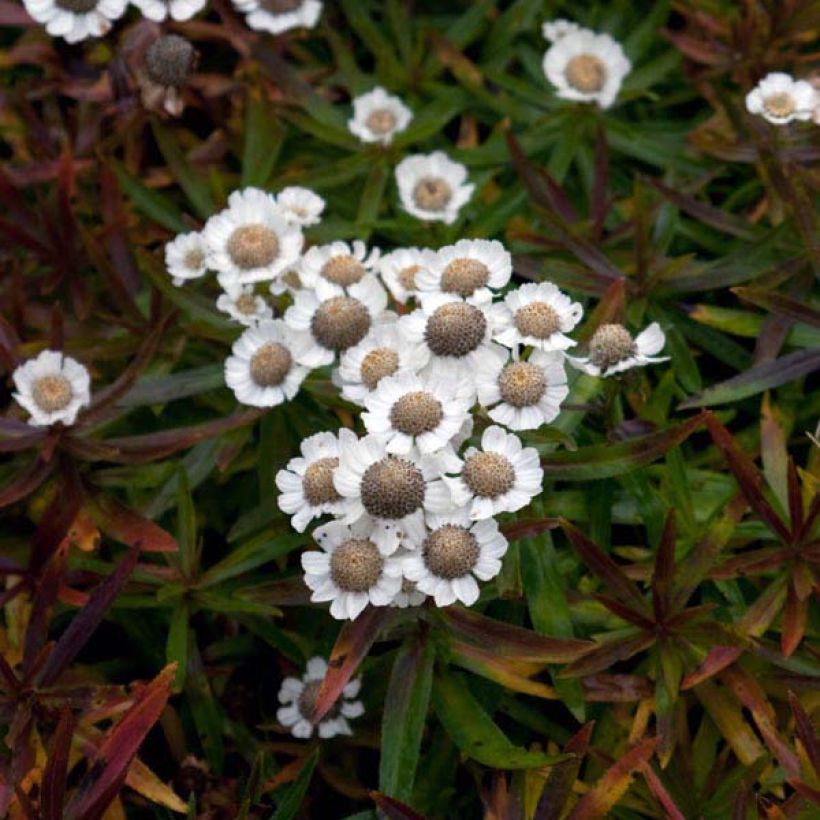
[41,708,75,820]
[269,749,319,820]
[534,722,594,820]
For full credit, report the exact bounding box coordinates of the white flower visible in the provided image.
[334,320,427,406]
[745,72,816,125]
[284,276,388,368]
[389,571,428,608]
[542,28,631,109]
[237,0,322,35]
[275,429,356,532]
[12,350,91,427]
[298,240,381,300]
[224,319,311,407]
[275,186,325,226]
[23,0,127,43]
[216,284,273,326]
[333,434,454,554]
[362,371,473,457]
[402,509,508,607]
[415,239,512,305]
[203,187,303,286]
[131,0,204,21]
[395,152,474,225]
[568,322,668,378]
[165,232,209,287]
[276,656,363,739]
[378,247,436,304]
[542,18,582,42]
[490,282,583,352]
[302,518,404,620]
[476,350,568,431]
[348,87,413,145]
[443,425,543,521]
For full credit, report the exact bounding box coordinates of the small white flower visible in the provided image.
[568,322,668,378]
[348,87,413,145]
[284,276,388,368]
[395,151,474,225]
[333,434,454,554]
[12,350,91,427]
[131,0,205,21]
[275,186,325,226]
[203,187,303,287]
[224,319,311,407]
[165,232,208,287]
[415,239,511,305]
[542,28,631,109]
[276,656,363,739]
[542,19,582,42]
[334,320,427,406]
[476,350,568,431]
[275,428,356,533]
[378,247,436,304]
[216,284,273,326]
[23,0,127,43]
[491,282,583,352]
[236,0,322,35]
[389,571,428,608]
[303,518,404,620]
[362,371,473,457]
[402,509,508,607]
[745,72,816,125]
[443,425,543,521]
[298,240,381,300]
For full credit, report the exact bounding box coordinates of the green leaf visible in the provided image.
[176,467,198,579]
[166,602,189,692]
[268,749,319,820]
[200,532,306,588]
[356,159,390,238]
[113,164,188,234]
[186,635,225,773]
[242,95,285,189]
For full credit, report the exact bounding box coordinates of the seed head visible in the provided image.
[360,456,425,519]
[413,177,452,212]
[311,296,371,352]
[441,258,489,298]
[565,54,607,93]
[249,342,292,387]
[365,109,397,135]
[589,323,636,370]
[423,525,480,579]
[463,451,515,499]
[321,255,366,287]
[398,264,421,291]
[145,34,197,88]
[226,224,280,270]
[763,92,796,118]
[56,0,97,12]
[424,302,487,357]
[32,374,73,413]
[302,457,341,506]
[498,361,546,407]
[329,537,384,592]
[389,391,443,436]
[360,347,400,390]
[514,301,560,339]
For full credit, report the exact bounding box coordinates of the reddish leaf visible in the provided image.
[592,595,654,630]
[590,126,610,234]
[41,708,75,820]
[789,692,820,777]
[534,723,594,820]
[90,495,177,553]
[561,632,655,678]
[639,763,686,820]
[733,286,820,331]
[582,674,652,702]
[781,582,808,658]
[681,646,743,690]
[0,457,54,509]
[370,792,425,820]
[30,465,83,576]
[500,517,559,542]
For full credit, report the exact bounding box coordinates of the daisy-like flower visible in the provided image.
[302,518,404,620]
[203,188,303,286]
[131,0,204,21]
[399,294,506,397]
[277,656,363,739]
[568,322,668,378]
[333,434,454,554]
[378,247,436,305]
[275,186,325,227]
[444,425,543,521]
[362,371,473,457]
[298,240,381,300]
[12,350,91,427]
[491,282,583,352]
[224,319,311,407]
[416,239,512,305]
[165,232,208,287]
[275,428,356,532]
[476,350,568,431]
[334,321,427,406]
[745,72,816,125]
[542,28,631,109]
[542,18,582,42]
[216,284,273,326]
[395,152,474,225]
[284,277,388,368]
[402,509,508,607]
[236,0,322,35]
[140,34,198,117]
[348,87,413,145]
[22,0,127,43]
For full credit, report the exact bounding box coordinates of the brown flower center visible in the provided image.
[311,296,371,353]
[144,34,197,88]
[184,247,205,271]
[423,525,480,579]
[498,361,547,407]
[441,258,490,298]
[424,302,487,357]
[234,293,259,315]
[249,342,292,387]
[321,255,366,287]
[302,457,341,506]
[365,108,397,135]
[32,374,73,412]
[360,456,425,519]
[389,391,443,436]
[763,92,796,118]
[565,54,607,93]
[463,451,515,499]
[413,177,452,212]
[297,680,341,721]
[329,537,384,593]
[261,0,303,12]
[360,347,400,390]
[589,323,636,370]
[226,224,280,270]
[398,264,421,292]
[56,0,98,12]
[514,301,561,339]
